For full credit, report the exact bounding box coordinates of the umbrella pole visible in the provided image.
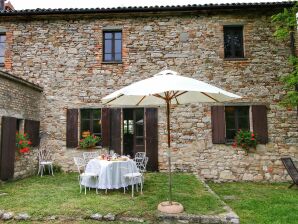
[166,100,172,205]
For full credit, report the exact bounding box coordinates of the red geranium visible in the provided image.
[233,130,258,154]
[16,132,32,156]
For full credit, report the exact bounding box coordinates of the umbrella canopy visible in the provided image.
[102,69,241,209]
[102,70,240,106]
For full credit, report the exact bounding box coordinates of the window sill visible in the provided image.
[77,146,103,150]
[223,58,248,61]
[102,61,123,64]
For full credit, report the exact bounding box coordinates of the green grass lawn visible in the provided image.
[209,182,298,224]
[0,173,224,220]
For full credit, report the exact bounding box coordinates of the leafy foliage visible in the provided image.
[233,130,257,153]
[79,134,101,148]
[16,132,32,155]
[271,3,298,109]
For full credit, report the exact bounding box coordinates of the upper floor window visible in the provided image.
[103,31,122,62]
[80,109,102,144]
[0,33,6,65]
[224,26,244,59]
[225,106,249,141]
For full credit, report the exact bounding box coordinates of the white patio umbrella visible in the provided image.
[102,69,241,213]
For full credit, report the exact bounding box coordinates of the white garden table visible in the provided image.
[81,158,140,189]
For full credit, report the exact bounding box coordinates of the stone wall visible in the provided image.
[0,8,297,181]
[0,71,42,179]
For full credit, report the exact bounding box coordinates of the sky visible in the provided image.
[8,0,289,10]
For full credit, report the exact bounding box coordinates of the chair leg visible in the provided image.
[85,186,87,195]
[51,164,54,176]
[37,165,40,175]
[140,178,143,195]
[289,183,295,188]
[79,177,82,194]
[41,165,44,177]
[105,189,108,194]
[131,182,134,198]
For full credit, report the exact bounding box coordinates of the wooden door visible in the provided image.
[24,119,40,147]
[133,108,145,155]
[145,108,158,171]
[0,116,17,181]
[110,108,121,154]
[66,109,78,148]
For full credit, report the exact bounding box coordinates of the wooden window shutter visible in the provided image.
[66,109,78,148]
[0,116,16,181]
[252,105,268,144]
[101,108,110,147]
[110,108,121,154]
[211,106,225,144]
[24,120,40,147]
[145,108,159,171]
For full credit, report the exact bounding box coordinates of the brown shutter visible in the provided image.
[110,108,121,154]
[24,119,40,147]
[211,106,225,144]
[66,109,78,148]
[0,116,16,181]
[252,105,268,144]
[101,108,110,147]
[145,108,159,171]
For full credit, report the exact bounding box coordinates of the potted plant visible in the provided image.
[16,132,32,158]
[79,134,101,149]
[232,129,257,154]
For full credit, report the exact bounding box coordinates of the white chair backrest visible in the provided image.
[135,152,146,159]
[143,157,149,172]
[83,152,98,162]
[38,149,52,162]
[134,157,145,171]
[73,157,86,174]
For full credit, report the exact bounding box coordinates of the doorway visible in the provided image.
[123,108,145,157]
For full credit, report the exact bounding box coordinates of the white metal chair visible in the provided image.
[134,156,149,186]
[73,157,98,195]
[37,149,54,177]
[82,152,99,163]
[122,161,143,198]
[135,152,146,159]
[143,157,149,172]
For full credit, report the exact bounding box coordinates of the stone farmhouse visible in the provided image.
[0,1,297,182]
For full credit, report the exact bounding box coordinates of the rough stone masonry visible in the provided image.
[0,5,297,182]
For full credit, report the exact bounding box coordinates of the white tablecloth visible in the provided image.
[81,159,140,189]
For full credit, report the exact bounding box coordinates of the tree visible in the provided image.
[272,3,298,110]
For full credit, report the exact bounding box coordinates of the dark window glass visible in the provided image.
[135,109,144,145]
[225,106,249,141]
[80,109,102,145]
[105,40,112,53]
[224,26,244,58]
[103,31,122,62]
[0,33,5,65]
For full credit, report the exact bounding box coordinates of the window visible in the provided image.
[225,106,249,141]
[0,33,5,65]
[103,31,122,62]
[135,108,144,146]
[224,26,244,59]
[80,109,102,144]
